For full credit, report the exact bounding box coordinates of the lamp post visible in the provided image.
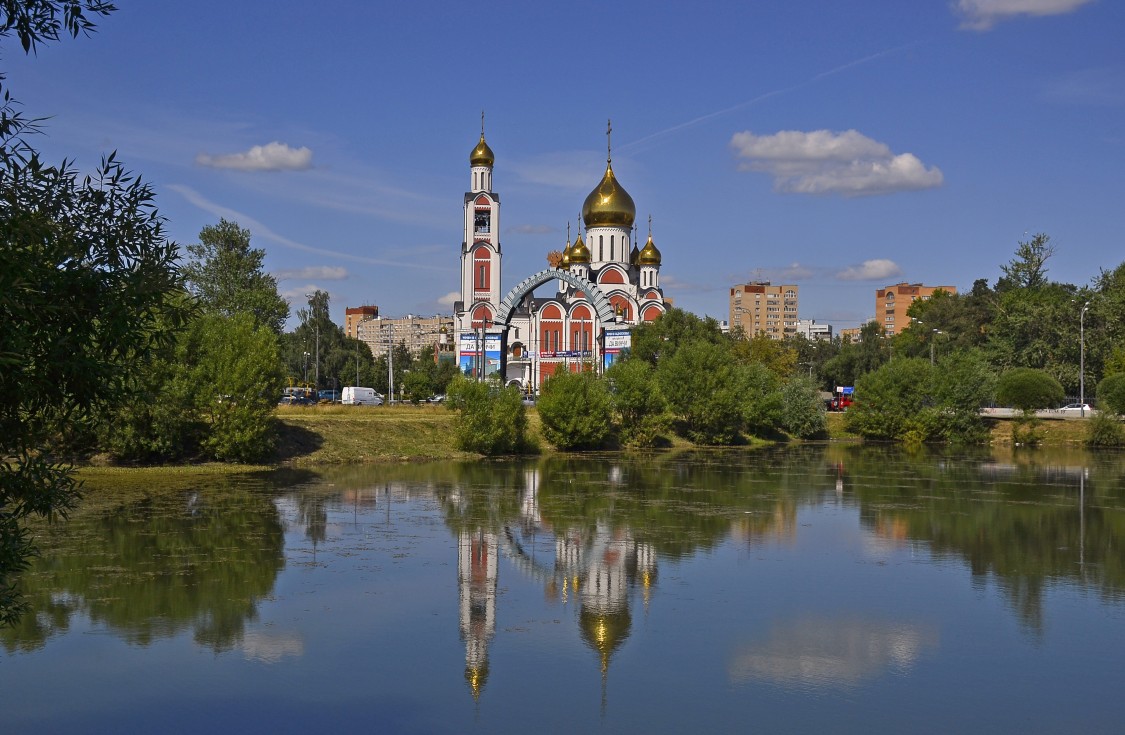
[930,329,941,365]
[383,322,395,405]
[302,351,310,384]
[1080,300,1090,417]
[306,293,319,390]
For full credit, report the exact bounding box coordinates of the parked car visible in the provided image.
[278,395,314,406]
[1057,403,1095,415]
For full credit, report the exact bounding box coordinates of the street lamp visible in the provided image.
[930,329,941,365]
[1080,300,1090,417]
[302,351,310,384]
[305,293,319,390]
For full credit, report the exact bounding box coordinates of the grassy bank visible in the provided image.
[824,411,1097,445]
[274,403,472,464]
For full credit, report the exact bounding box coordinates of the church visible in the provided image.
[454,122,668,393]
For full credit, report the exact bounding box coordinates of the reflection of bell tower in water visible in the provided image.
[458,528,497,701]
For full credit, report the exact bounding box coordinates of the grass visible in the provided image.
[825,409,1097,445]
[274,402,475,464]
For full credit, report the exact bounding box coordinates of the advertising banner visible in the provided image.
[603,329,632,370]
[459,333,502,378]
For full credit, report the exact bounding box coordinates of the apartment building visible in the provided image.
[344,305,379,339]
[876,282,957,336]
[729,282,799,340]
[357,314,456,360]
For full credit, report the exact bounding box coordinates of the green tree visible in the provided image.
[1096,373,1125,416]
[605,358,669,447]
[538,371,615,450]
[190,313,284,462]
[995,368,1064,412]
[822,321,891,389]
[846,358,939,442]
[735,362,783,437]
[630,308,725,366]
[780,376,827,439]
[930,349,995,443]
[1,0,184,623]
[657,340,743,444]
[445,377,531,455]
[998,232,1055,292]
[182,219,289,334]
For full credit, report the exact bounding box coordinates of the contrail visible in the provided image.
[619,40,926,153]
[168,184,452,272]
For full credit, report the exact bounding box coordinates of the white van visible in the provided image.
[341,386,382,406]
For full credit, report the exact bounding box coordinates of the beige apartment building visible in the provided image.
[729,282,799,340]
[876,282,956,336]
[344,305,379,339]
[357,314,456,360]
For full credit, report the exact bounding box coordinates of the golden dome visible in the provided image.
[568,233,590,264]
[470,134,494,167]
[582,162,635,229]
[560,240,572,269]
[637,234,661,266]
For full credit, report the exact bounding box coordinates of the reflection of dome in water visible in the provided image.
[465,662,490,701]
[579,605,632,672]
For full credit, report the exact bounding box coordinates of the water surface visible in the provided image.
[3,445,1125,734]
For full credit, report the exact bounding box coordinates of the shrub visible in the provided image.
[657,340,743,444]
[446,377,531,455]
[846,358,938,441]
[1096,373,1125,416]
[538,371,615,450]
[1085,413,1125,448]
[780,376,828,439]
[605,359,669,447]
[995,368,1064,412]
[736,362,784,437]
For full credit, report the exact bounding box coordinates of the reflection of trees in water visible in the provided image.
[834,443,1125,635]
[1,486,285,654]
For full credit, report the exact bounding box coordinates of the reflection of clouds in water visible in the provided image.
[729,617,938,690]
[241,630,305,664]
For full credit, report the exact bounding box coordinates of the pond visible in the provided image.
[3,445,1125,734]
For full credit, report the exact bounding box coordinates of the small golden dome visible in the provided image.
[637,234,661,266]
[560,240,572,269]
[470,134,494,167]
[582,163,635,229]
[568,233,590,264]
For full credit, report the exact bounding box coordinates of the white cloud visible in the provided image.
[281,285,333,305]
[730,130,943,197]
[196,141,313,171]
[274,266,349,281]
[953,0,1093,31]
[437,291,460,307]
[836,259,903,281]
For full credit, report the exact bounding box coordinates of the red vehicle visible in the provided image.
[830,388,854,411]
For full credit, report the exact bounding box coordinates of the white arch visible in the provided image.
[494,268,618,327]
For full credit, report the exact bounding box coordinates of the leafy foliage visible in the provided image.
[182,219,288,334]
[605,358,669,447]
[1085,413,1125,448]
[445,377,532,455]
[1096,373,1125,416]
[780,376,827,439]
[1,0,184,624]
[537,370,615,450]
[657,340,743,444]
[995,368,1064,412]
[846,358,939,442]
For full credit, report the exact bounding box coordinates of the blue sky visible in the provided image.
[7,0,1123,329]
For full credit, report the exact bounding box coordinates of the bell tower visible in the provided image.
[459,113,501,331]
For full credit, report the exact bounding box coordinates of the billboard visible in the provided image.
[459,333,502,379]
[603,329,632,370]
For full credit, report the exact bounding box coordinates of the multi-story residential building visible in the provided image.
[729,282,799,340]
[358,314,456,360]
[876,282,957,336]
[794,319,832,340]
[344,305,379,339]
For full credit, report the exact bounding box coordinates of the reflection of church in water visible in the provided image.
[457,469,657,701]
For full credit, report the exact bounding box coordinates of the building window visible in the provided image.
[478,264,487,289]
